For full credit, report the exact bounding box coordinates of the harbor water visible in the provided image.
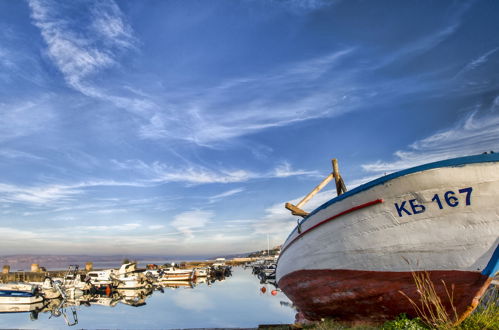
[0,267,295,329]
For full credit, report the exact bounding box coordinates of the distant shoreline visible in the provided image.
[0,254,214,271]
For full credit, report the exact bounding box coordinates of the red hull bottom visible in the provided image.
[278,269,492,323]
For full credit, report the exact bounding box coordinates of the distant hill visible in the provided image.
[0,254,211,271]
[214,246,281,260]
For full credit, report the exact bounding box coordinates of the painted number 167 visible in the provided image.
[431,187,473,209]
[394,187,473,217]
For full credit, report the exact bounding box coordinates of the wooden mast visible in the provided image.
[285,158,347,217]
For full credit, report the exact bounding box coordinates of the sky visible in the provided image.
[0,0,498,256]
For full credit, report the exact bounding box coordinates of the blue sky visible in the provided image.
[1,0,498,256]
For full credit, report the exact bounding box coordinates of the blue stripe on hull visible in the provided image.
[482,242,499,277]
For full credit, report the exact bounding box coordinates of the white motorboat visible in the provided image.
[114,263,153,289]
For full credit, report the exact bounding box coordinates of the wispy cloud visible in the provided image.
[112,159,318,185]
[74,223,141,232]
[27,0,153,116]
[28,0,134,87]
[170,210,213,239]
[372,2,472,71]
[272,162,319,178]
[208,188,245,203]
[138,49,357,146]
[0,98,55,142]
[361,109,499,175]
[0,149,43,160]
[459,46,499,75]
[0,179,148,206]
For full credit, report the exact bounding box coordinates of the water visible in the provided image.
[0,267,296,329]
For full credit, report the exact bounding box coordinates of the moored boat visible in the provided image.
[158,267,196,281]
[114,263,153,289]
[276,153,499,323]
[0,283,44,305]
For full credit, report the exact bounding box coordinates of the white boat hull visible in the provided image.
[277,154,499,322]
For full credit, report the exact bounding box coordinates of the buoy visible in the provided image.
[261,287,267,293]
[271,290,278,296]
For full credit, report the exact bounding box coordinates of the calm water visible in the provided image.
[0,267,296,329]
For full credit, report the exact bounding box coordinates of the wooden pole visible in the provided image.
[332,158,347,195]
[296,172,334,209]
[332,159,341,195]
[285,158,347,217]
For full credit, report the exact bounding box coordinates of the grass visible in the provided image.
[457,284,498,330]
[398,271,458,329]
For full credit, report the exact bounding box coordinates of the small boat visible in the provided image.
[194,267,209,277]
[86,263,152,290]
[32,277,64,300]
[277,153,499,323]
[0,301,46,313]
[159,280,194,289]
[114,263,153,289]
[158,267,196,281]
[116,288,152,307]
[86,269,119,288]
[0,283,44,305]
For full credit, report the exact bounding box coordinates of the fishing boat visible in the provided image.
[277,153,499,323]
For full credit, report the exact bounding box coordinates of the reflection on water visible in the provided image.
[0,267,295,329]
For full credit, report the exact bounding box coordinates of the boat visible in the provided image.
[194,267,209,277]
[0,301,46,314]
[158,280,194,289]
[31,277,64,300]
[114,263,153,289]
[116,287,153,306]
[158,267,196,281]
[276,153,499,323]
[86,269,119,289]
[0,283,44,305]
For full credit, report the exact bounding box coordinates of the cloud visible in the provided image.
[27,0,153,116]
[28,0,134,87]
[0,182,82,205]
[459,46,499,74]
[0,149,43,160]
[0,180,148,206]
[148,225,165,230]
[170,210,213,239]
[138,49,357,146]
[112,159,318,185]
[171,290,214,312]
[74,223,141,232]
[372,2,472,71]
[0,98,55,142]
[361,109,499,175]
[272,162,319,178]
[208,188,245,203]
